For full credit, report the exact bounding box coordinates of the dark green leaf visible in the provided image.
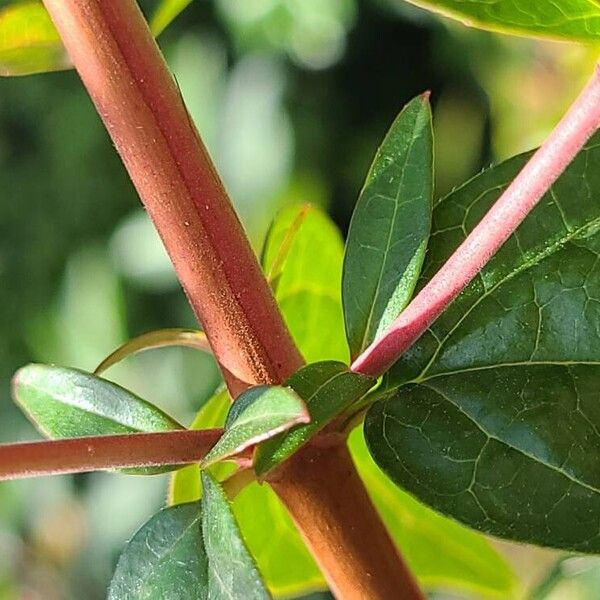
[343,94,432,359]
[255,361,374,476]
[108,502,207,600]
[405,0,600,43]
[201,472,270,599]
[13,364,182,474]
[367,132,600,552]
[262,205,349,364]
[201,385,309,467]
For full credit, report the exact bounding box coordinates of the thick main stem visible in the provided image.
[0,429,224,480]
[41,1,422,597]
[353,62,600,378]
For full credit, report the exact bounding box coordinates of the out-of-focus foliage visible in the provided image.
[0,0,593,597]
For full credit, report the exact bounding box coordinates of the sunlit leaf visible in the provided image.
[94,328,211,375]
[0,1,68,77]
[404,0,600,43]
[368,132,600,552]
[254,361,374,477]
[201,472,270,599]
[108,502,207,600]
[343,94,432,359]
[201,385,309,468]
[262,205,348,363]
[150,0,193,36]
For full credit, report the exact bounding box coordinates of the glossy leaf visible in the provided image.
[169,389,323,596]
[201,472,270,599]
[406,0,600,43]
[368,132,600,552]
[255,361,374,476]
[94,328,211,375]
[0,1,68,76]
[150,0,193,36]
[108,502,207,600]
[348,428,518,598]
[201,385,309,467]
[0,0,190,77]
[343,94,433,359]
[262,204,349,363]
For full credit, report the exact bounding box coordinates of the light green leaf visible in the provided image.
[201,472,270,599]
[108,502,207,600]
[0,0,191,78]
[255,361,374,477]
[368,132,600,552]
[169,389,324,597]
[343,94,433,359]
[94,328,210,375]
[262,205,349,364]
[0,1,68,76]
[349,428,518,598]
[150,0,193,36]
[201,385,309,468]
[404,0,600,43]
[13,363,182,474]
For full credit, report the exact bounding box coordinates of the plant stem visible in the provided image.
[41,1,422,597]
[352,61,600,378]
[42,0,302,396]
[0,429,226,480]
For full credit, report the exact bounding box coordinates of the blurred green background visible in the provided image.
[0,0,599,598]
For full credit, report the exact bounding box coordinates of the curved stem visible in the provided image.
[352,61,600,378]
[0,429,228,480]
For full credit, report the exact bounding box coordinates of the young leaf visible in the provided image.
[262,205,348,363]
[150,0,193,36]
[94,328,211,374]
[254,361,374,476]
[348,428,518,598]
[108,502,208,600]
[201,385,309,468]
[170,390,324,597]
[405,0,600,43]
[0,1,68,77]
[342,94,433,359]
[201,472,270,599]
[367,132,600,552]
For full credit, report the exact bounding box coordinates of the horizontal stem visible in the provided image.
[0,429,229,480]
[352,61,600,378]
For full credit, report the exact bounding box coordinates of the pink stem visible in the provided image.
[352,62,600,378]
[0,429,232,480]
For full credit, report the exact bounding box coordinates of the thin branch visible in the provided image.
[352,61,600,378]
[0,429,230,481]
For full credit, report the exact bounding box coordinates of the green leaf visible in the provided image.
[94,328,210,375]
[367,132,600,552]
[108,502,208,600]
[405,0,600,43]
[201,472,270,599]
[201,385,309,468]
[0,0,190,78]
[262,205,349,364]
[349,428,518,598]
[169,390,324,597]
[343,94,433,359]
[255,361,374,476]
[13,364,182,474]
[150,0,193,36]
[0,1,68,76]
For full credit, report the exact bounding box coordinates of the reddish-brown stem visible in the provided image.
[352,61,600,378]
[40,1,422,598]
[42,0,302,396]
[0,429,229,480]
